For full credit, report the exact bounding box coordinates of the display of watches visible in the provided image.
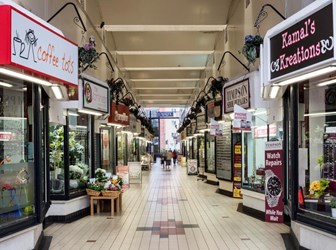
[265,169,282,208]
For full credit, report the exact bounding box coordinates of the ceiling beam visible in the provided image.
[116,50,214,55]
[104,25,226,32]
[121,67,205,71]
[130,78,200,82]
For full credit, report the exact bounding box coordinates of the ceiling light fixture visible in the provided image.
[78,109,103,116]
[278,66,336,86]
[0,68,52,86]
[269,85,281,99]
[304,111,336,117]
[0,81,13,88]
[51,84,64,99]
[317,79,336,87]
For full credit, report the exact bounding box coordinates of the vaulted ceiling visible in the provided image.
[95,0,233,108]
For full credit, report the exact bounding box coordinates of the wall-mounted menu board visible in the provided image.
[216,122,232,180]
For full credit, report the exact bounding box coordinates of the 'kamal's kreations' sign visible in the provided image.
[269,3,334,80]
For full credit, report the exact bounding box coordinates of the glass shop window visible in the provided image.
[68,110,89,194]
[0,82,35,229]
[299,80,336,220]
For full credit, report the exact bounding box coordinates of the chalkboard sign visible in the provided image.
[216,122,232,180]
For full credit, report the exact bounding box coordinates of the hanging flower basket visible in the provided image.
[241,35,263,65]
[78,36,99,70]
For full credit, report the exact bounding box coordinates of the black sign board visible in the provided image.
[270,3,334,80]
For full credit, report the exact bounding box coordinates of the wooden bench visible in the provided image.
[90,195,120,218]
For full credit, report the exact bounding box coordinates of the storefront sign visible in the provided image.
[269,3,334,80]
[224,79,250,113]
[186,125,192,137]
[82,79,109,113]
[187,159,198,175]
[196,112,207,131]
[0,6,78,86]
[116,165,129,188]
[157,111,174,117]
[108,102,130,126]
[265,141,284,223]
[206,100,215,123]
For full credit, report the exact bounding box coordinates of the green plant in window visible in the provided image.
[330,198,336,208]
[49,126,64,170]
[317,155,324,169]
[69,131,84,161]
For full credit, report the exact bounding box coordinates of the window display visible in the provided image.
[49,124,65,195]
[117,132,127,166]
[241,110,281,193]
[0,83,35,229]
[298,81,336,221]
[68,111,89,195]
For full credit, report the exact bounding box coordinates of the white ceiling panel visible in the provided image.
[94,0,233,108]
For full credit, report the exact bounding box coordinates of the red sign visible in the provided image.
[0,5,78,86]
[265,141,284,223]
[108,102,130,126]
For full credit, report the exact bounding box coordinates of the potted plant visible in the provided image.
[78,35,99,70]
[330,198,336,217]
[241,34,263,65]
[309,178,330,211]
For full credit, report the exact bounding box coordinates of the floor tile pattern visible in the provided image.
[44,160,290,250]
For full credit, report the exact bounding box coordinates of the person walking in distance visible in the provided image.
[166,149,172,170]
[172,150,177,166]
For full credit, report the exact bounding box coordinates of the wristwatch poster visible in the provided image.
[264,141,284,223]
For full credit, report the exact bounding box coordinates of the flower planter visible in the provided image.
[86,188,101,196]
[101,190,120,198]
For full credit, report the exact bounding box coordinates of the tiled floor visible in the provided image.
[44,161,290,250]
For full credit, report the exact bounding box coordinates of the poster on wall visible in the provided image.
[128,162,142,184]
[216,122,232,180]
[233,142,242,198]
[187,159,198,175]
[116,165,129,188]
[265,141,284,223]
[232,104,252,131]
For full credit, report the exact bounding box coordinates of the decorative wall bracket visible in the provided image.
[83,52,115,72]
[217,51,250,72]
[47,2,87,33]
[254,4,286,29]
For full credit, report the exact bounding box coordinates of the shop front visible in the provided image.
[108,102,130,167]
[217,71,278,201]
[0,1,78,248]
[262,0,336,247]
[47,74,110,223]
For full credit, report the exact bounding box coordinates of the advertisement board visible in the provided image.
[116,165,129,188]
[265,141,284,223]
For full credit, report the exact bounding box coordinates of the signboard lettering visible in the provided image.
[270,4,334,80]
[265,141,284,223]
[224,79,250,113]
